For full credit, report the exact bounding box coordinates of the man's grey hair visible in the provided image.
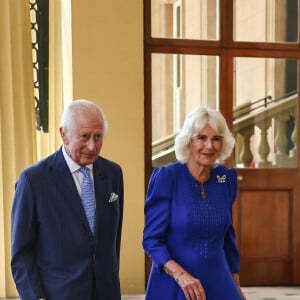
[60,99,108,136]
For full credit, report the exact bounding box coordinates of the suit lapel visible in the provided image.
[93,158,109,236]
[50,149,92,234]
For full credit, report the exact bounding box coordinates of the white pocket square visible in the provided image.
[108,192,119,203]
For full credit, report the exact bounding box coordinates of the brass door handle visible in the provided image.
[237,175,243,181]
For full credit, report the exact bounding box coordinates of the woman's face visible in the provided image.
[189,124,222,167]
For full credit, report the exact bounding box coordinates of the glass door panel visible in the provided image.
[233,57,298,168]
[151,53,219,166]
[151,0,219,40]
[233,0,299,43]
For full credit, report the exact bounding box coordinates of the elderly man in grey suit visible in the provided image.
[11,99,124,300]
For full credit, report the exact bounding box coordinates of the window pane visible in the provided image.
[152,53,219,166]
[233,57,298,168]
[151,0,219,40]
[234,0,299,43]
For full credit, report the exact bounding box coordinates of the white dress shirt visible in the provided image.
[61,146,94,196]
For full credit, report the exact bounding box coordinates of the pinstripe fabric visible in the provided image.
[79,167,95,234]
[11,149,124,300]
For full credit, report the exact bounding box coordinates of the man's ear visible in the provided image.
[59,127,68,144]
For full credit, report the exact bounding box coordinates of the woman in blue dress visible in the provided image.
[143,107,246,300]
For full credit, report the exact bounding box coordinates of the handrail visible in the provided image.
[233,96,272,120]
[152,133,177,155]
[233,91,297,120]
[233,92,297,133]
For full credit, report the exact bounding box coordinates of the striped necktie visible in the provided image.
[79,167,95,234]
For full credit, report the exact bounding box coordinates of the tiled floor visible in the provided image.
[3,287,300,300]
[242,286,300,300]
[121,287,300,300]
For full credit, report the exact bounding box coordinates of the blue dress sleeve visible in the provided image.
[142,166,173,271]
[223,167,240,273]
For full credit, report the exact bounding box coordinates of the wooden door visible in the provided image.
[233,168,300,286]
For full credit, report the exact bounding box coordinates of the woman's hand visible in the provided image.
[163,260,206,300]
[175,271,206,300]
[232,273,247,300]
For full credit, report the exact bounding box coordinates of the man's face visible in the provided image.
[60,111,104,166]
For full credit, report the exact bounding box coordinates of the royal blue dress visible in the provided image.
[142,162,242,300]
